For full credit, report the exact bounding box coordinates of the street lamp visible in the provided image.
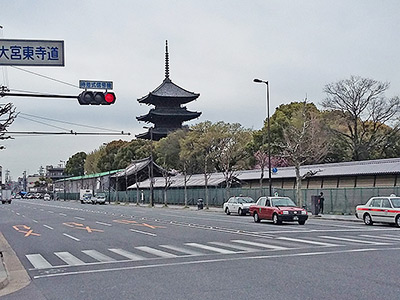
[144,126,154,206]
[253,78,272,196]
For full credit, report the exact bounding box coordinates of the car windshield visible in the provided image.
[237,197,254,204]
[390,198,400,208]
[271,197,297,207]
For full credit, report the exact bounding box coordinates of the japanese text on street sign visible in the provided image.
[0,39,64,66]
[79,80,113,90]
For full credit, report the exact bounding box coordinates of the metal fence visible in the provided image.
[59,185,400,214]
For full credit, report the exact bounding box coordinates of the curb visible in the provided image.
[0,251,9,290]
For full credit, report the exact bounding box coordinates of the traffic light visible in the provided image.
[78,91,116,105]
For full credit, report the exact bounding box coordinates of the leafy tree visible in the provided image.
[84,147,106,174]
[65,152,87,176]
[181,121,219,208]
[97,140,129,171]
[322,75,400,160]
[114,139,151,169]
[212,122,253,198]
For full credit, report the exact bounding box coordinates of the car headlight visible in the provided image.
[301,210,307,215]
[282,211,289,215]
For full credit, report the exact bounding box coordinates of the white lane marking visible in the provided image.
[231,240,288,250]
[159,245,203,256]
[277,237,339,247]
[43,224,54,230]
[59,213,67,216]
[108,249,146,261]
[63,233,80,242]
[55,252,85,266]
[34,247,385,279]
[209,241,258,252]
[48,211,54,213]
[32,219,38,223]
[130,229,157,237]
[185,243,236,254]
[135,246,178,258]
[82,250,116,262]
[16,212,20,216]
[26,254,53,269]
[96,221,112,227]
[319,236,389,245]
[74,217,85,220]
[359,234,400,241]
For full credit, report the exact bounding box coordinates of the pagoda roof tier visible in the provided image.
[138,78,200,105]
[136,127,174,141]
[137,108,201,122]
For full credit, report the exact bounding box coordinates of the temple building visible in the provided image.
[136,41,201,141]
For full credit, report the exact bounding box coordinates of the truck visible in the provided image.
[1,189,12,204]
[80,189,93,204]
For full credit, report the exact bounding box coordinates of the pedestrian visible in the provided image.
[319,192,325,214]
[141,190,144,204]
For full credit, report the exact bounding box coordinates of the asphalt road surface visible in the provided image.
[1,199,400,300]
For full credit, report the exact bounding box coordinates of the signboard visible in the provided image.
[79,80,113,90]
[0,39,64,66]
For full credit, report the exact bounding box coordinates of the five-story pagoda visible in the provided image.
[136,41,201,141]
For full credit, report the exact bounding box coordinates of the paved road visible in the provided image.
[1,199,400,299]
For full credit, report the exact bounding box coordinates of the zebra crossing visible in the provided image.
[25,233,400,270]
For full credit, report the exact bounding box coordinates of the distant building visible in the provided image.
[46,165,66,182]
[136,41,201,141]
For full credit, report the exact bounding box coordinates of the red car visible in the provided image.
[249,196,308,225]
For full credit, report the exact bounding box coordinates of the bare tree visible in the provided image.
[0,102,18,147]
[278,102,329,207]
[322,76,400,160]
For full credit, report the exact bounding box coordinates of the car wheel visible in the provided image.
[395,215,400,228]
[238,208,243,216]
[272,213,282,225]
[81,200,84,204]
[363,213,373,226]
[298,220,306,225]
[225,207,230,215]
[253,212,260,223]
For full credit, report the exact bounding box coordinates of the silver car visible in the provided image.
[223,196,255,216]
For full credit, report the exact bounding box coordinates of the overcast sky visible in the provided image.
[1,0,399,180]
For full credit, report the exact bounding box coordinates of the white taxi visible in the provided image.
[356,196,400,227]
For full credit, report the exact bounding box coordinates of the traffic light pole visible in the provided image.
[0,91,78,99]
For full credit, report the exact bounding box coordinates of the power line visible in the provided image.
[19,112,122,132]
[10,66,79,89]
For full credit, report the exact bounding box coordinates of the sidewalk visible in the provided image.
[118,202,361,222]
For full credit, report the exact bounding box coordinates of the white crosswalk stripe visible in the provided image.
[108,248,146,261]
[231,240,289,250]
[135,246,178,258]
[26,254,53,269]
[159,245,203,256]
[54,252,85,266]
[319,236,389,245]
[359,235,400,241]
[277,237,339,247]
[82,250,116,262]
[209,241,259,252]
[185,243,236,254]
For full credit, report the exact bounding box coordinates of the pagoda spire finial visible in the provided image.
[165,40,169,79]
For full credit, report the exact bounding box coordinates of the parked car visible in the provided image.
[249,196,308,225]
[92,193,107,205]
[223,196,255,215]
[356,195,400,227]
[43,194,51,201]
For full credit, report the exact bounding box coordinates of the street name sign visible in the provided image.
[79,80,113,90]
[0,39,64,66]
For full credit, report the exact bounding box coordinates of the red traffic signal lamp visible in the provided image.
[78,91,116,105]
